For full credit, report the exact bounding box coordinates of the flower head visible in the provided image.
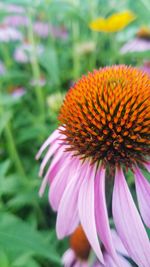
[141,61,150,76]
[62,226,132,267]
[62,225,91,267]
[9,87,26,99]
[120,27,150,54]
[14,42,44,63]
[4,15,29,27]
[37,65,150,267]
[33,21,49,38]
[0,25,22,42]
[89,11,136,33]
[59,65,150,169]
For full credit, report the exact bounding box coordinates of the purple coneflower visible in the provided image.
[0,25,22,42]
[49,24,68,40]
[14,42,44,63]
[141,61,150,76]
[10,87,26,99]
[0,3,25,14]
[62,225,91,267]
[120,38,150,53]
[120,27,150,54]
[33,21,49,38]
[30,76,46,87]
[4,15,29,27]
[36,65,150,267]
[62,225,132,267]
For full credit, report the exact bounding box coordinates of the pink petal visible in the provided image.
[39,141,60,176]
[111,230,129,257]
[104,253,132,267]
[134,165,150,228]
[95,166,120,265]
[39,147,68,196]
[78,163,104,264]
[62,249,75,267]
[35,128,61,159]
[49,157,78,211]
[81,262,89,267]
[56,161,85,238]
[48,146,68,182]
[112,167,150,267]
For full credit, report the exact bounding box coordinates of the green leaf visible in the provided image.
[0,160,11,176]
[12,253,40,267]
[0,112,12,136]
[0,212,61,265]
[0,250,10,267]
[39,47,60,85]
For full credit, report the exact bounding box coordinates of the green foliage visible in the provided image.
[0,0,149,266]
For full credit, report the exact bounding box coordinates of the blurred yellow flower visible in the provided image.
[89,11,136,33]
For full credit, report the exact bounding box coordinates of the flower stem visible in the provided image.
[72,0,80,80]
[28,11,45,122]
[72,21,80,80]
[0,47,27,183]
[4,122,27,181]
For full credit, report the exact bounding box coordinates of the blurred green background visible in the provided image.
[0,0,150,266]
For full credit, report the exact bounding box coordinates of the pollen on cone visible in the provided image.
[59,65,150,168]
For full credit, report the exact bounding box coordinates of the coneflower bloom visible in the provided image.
[141,61,150,76]
[120,27,150,54]
[62,225,132,267]
[62,225,91,267]
[0,25,22,42]
[14,42,44,63]
[36,65,150,267]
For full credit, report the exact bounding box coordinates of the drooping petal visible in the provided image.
[134,165,150,228]
[56,160,86,238]
[39,141,60,176]
[95,166,119,265]
[62,248,75,267]
[78,163,104,264]
[111,230,129,257]
[39,147,68,196]
[49,157,79,211]
[35,128,61,159]
[112,167,150,267]
[103,252,132,267]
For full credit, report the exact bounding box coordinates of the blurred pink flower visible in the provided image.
[33,21,49,38]
[49,24,68,39]
[33,21,68,39]
[10,87,26,99]
[30,76,46,87]
[4,15,29,27]
[14,42,44,63]
[141,61,150,76]
[120,38,150,53]
[0,3,25,13]
[0,25,22,42]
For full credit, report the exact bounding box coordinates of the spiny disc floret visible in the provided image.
[59,65,150,168]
